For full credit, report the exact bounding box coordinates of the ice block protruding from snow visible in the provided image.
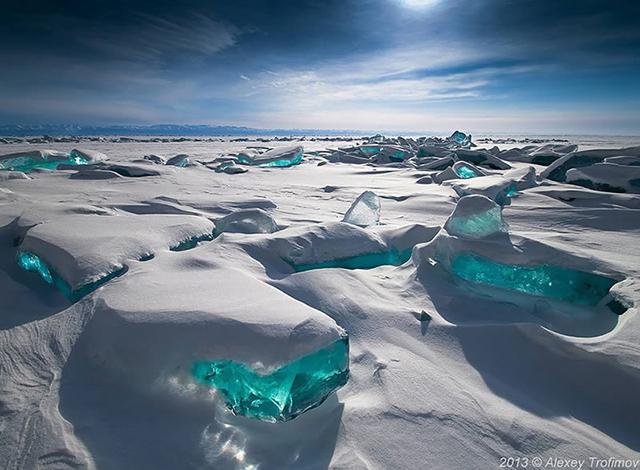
[451,252,618,306]
[193,334,349,422]
[449,130,472,147]
[0,150,88,173]
[444,195,508,240]
[215,208,279,234]
[237,145,304,167]
[343,191,381,227]
[166,154,191,167]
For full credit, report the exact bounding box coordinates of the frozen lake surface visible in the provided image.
[1,134,639,469]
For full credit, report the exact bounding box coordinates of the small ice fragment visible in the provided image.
[342,191,381,227]
[444,195,508,239]
[215,161,248,174]
[166,154,191,167]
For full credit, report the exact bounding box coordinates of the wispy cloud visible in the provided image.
[83,13,241,65]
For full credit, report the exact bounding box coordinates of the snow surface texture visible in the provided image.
[1,134,640,469]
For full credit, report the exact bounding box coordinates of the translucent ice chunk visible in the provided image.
[166,154,191,167]
[17,251,125,302]
[291,248,412,272]
[342,191,380,227]
[455,165,479,178]
[449,130,471,147]
[215,209,278,234]
[0,150,89,173]
[17,251,53,284]
[237,145,304,167]
[192,335,349,422]
[444,195,507,239]
[450,253,618,306]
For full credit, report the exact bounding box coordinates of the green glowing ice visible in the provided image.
[0,155,89,173]
[291,249,412,272]
[17,251,53,284]
[455,165,479,179]
[237,149,303,167]
[17,251,124,302]
[193,335,349,422]
[450,252,617,306]
[360,145,382,155]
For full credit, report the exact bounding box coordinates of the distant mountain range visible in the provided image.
[0,124,379,137]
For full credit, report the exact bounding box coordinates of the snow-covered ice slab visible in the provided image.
[84,249,348,422]
[18,214,215,297]
[566,163,640,194]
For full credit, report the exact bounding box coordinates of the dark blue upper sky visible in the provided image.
[2,0,639,133]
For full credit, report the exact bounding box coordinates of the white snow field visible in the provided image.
[1,133,639,469]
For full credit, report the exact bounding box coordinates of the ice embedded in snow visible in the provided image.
[450,252,618,307]
[143,154,166,164]
[447,175,518,206]
[453,161,485,179]
[541,146,640,182]
[215,208,279,234]
[444,195,508,240]
[566,163,640,194]
[193,334,348,422]
[0,149,90,173]
[82,249,348,421]
[455,149,511,170]
[214,160,248,174]
[342,191,381,227]
[18,213,215,294]
[17,250,126,302]
[166,154,191,167]
[237,145,304,167]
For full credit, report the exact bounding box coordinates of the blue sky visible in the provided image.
[1,0,639,134]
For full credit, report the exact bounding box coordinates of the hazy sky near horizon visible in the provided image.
[1,0,639,134]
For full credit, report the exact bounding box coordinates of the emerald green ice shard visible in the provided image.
[291,249,412,272]
[17,251,53,284]
[450,252,617,306]
[0,155,89,173]
[17,251,124,302]
[192,336,349,422]
[454,165,479,179]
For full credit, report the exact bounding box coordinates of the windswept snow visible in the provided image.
[1,134,639,469]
